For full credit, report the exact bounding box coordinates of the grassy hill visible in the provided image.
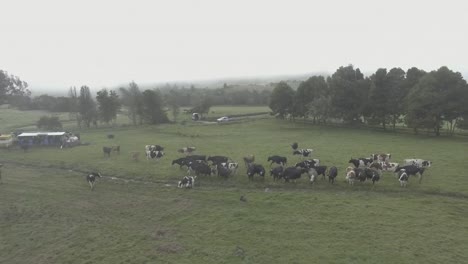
[1,107,468,263]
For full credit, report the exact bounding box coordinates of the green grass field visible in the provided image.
[1,107,468,263]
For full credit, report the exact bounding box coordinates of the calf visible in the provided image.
[178,176,196,188]
[398,169,409,187]
[345,167,356,185]
[86,172,102,191]
[270,166,284,181]
[293,149,313,158]
[207,155,229,165]
[267,155,287,167]
[103,146,112,157]
[247,164,266,180]
[404,159,432,168]
[394,165,425,183]
[308,168,319,184]
[111,145,120,154]
[328,166,338,184]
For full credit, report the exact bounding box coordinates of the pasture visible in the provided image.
[1,107,468,263]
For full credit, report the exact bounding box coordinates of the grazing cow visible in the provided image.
[394,165,425,183]
[282,166,308,183]
[295,159,319,169]
[328,166,338,184]
[145,145,164,152]
[379,161,399,172]
[188,162,214,176]
[371,153,392,162]
[243,154,255,167]
[313,165,328,180]
[247,164,266,180]
[369,162,383,171]
[220,162,239,175]
[86,172,102,191]
[207,155,229,165]
[348,158,372,168]
[308,168,319,184]
[353,167,378,183]
[345,167,356,185]
[291,142,298,150]
[111,145,120,154]
[172,157,189,169]
[177,147,196,155]
[216,164,232,178]
[398,169,409,187]
[404,159,432,168]
[107,134,115,139]
[293,149,313,158]
[270,166,284,181]
[103,146,112,157]
[186,155,207,163]
[147,150,164,160]
[178,176,196,188]
[267,155,287,167]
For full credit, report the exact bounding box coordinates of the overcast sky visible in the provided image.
[1,0,467,91]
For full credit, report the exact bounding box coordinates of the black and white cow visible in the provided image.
[207,155,229,165]
[394,165,425,183]
[270,166,284,181]
[348,157,372,168]
[267,155,287,167]
[216,164,232,178]
[379,161,399,172]
[220,162,239,175]
[293,149,313,158]
[398,169,409,187]
[313,165,327,180]
[295,159,319,169]
[147,150,164,160]
[178,176,196,188]
[328,166,338,184]
[86,172,102,191]
[371,153,392,162]
[291,142,299,150]
[308,168,319,184]
[404,159,432,168]
[247,164,266,180]
[186,155,207,163]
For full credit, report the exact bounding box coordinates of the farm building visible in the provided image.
[17,132,72,147]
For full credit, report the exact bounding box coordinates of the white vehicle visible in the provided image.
[217,116,230,123]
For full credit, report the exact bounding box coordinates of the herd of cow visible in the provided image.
[91,142,432,190]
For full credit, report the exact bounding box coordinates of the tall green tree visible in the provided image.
[328,65,370,123]
[141,90,169,124]
[119,81,144,126]
[405,67,468,136]
[0,70,30,104]
[37,116,63,130]
[96,89,121,125]
[78,86,97,128]
[166,89,181,122]
[294,76,328,122]
[269,81,294,119]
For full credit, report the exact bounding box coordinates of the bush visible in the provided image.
[37,116,62,131]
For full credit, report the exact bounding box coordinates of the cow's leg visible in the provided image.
[89,181,94,190]
[418,174,423,184]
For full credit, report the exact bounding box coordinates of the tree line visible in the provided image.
[269,65,468,136]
